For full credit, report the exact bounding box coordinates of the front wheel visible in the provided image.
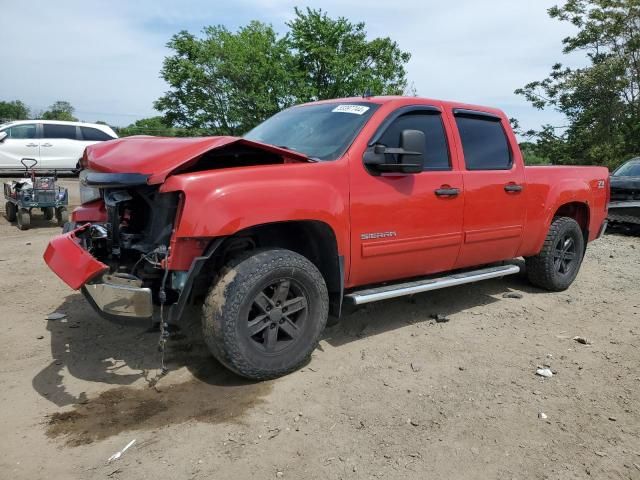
[16,208,31,230]
[525,216,585,291]
[202,248,329,380]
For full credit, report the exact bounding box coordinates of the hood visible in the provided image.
[84,136,311,184]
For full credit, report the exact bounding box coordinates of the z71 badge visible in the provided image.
[360,231,397,240]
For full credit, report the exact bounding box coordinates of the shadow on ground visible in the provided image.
[4,213,65,231]
[323,260,545,347]
[34,260,543,445]
[33,294,271,445]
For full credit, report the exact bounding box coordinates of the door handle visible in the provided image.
[41,143,53,147]
[26,143,38,147]
[434,187,460,197]
[504,184,523,192]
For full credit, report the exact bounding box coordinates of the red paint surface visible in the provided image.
[71,200,107,223]
[43,225,108,289]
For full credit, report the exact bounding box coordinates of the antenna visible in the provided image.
[362,88,372,98]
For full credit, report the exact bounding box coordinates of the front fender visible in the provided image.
[160,161,350,255]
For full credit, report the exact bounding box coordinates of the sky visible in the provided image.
[0,0,585,133]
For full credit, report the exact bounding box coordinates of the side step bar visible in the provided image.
[344,264,521,306]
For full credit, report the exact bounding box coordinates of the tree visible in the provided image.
[118,116,177,137]
[155,9,411,134]
[287,7,410,101]
[41,101,78,121]
[516,0,640,169]
[155,22,297,135]
[0,100,30,121]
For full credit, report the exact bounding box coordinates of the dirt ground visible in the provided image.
[0,179,639,480]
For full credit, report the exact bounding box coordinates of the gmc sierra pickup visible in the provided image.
[43,96,609,379]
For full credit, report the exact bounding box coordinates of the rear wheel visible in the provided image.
[16,208,31,230]
[42,207,54,220]
[525,216,585,291]
[5,202,17,222]
[56,207,68,226]
[202,248,329,380]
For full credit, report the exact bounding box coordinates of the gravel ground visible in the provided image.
[0,180,638,479]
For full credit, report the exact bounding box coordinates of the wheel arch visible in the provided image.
[199,220,344,317]
[553,201,590,243]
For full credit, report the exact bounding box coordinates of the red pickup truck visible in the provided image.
[43,96,609,379]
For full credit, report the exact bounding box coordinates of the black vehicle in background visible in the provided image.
[609,158,640,226]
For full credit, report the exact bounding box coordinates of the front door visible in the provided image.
[348,107,464,287]
[0,123,39,169]
[451,110,526,269]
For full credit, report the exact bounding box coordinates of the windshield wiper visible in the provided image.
[275,145,320,162]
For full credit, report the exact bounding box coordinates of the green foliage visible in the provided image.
[515,0,640,170]
[116,116,216,137]
[519,142,552,165]
[286,7,411,100]
[41,101,78,121]
[155,8,411,134]
[0,100,30,121]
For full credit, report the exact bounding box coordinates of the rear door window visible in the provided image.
[43,124,78,140]
[455,114,511,170]
[80,126,114,141]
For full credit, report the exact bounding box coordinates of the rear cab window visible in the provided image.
[43,124,78,140]
[454,110,512,170]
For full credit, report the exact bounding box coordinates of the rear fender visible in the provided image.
[526,179,593,255]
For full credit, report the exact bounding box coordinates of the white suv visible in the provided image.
[0,120,118,171]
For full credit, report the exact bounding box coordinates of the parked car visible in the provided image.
[43,96,609,380]
[608,157,640,225]
[0,120,117,171]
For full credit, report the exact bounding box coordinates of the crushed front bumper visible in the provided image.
[83,275,153,320]
[43,225,153,321]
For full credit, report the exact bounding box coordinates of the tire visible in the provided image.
[16,208,31,230]
[202,248,329,380]
[5,202,17,222]
[42,207,54,220]
[525,217,585,291]
[56,207,69,226]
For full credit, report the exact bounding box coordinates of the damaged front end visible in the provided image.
[44,135,312,324]
[44,171,182,324]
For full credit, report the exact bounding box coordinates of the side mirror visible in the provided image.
[363,129,425,175]
[0,131,7,143]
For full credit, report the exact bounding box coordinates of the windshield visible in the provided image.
[244,102,379,161]
[613,160,640,177]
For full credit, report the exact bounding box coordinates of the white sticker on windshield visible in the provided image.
[332,104,370,115]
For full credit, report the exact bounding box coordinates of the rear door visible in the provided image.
[349,106,465,286]
[451,109,526,268]
[40,123,82,169]
[0,123,40,169]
